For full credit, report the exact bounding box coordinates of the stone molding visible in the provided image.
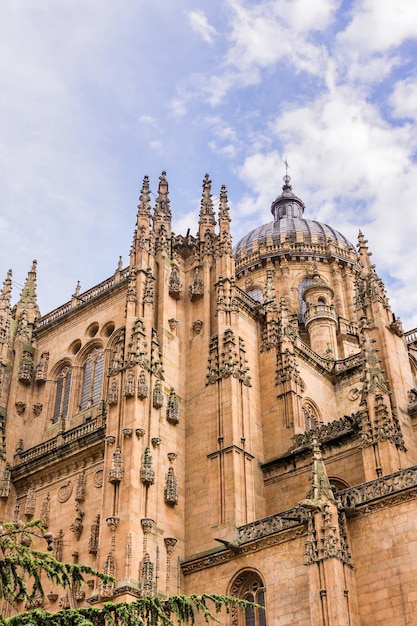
[181,464,417,575]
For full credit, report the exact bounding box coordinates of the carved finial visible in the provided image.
[15,260,40,326]
[0,269,12,312]
[307,436,335,504]
[138,175,151,220]
[154,171,171,220]
[198,174,216,238]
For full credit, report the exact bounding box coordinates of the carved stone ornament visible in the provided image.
[140,447,155,486]
[75,472,86,502]
[88,514,100,554]
[69,507,84,540]
[137,371,149,399]
[166,388,179,424]
[93,470,103,488]
[169,265,182,299]
[124,372,135,398]
[123,427,133,438]
[168,318,179,332]
[24,486,36,517]
[35,351,49,383]
[164,537,177,554]
[192,319,203,335]
[141,517,154,534]
[189,266,204,300]
[164,466,178,505]
[107,379,119,406]
[18,351,34,384]
[108,447,124,484]
[106,516,119,532]
[15,401,26,415]
[348,387,360,401]
[0,466,11,499]
[135,428,146,438]
[57,481,73,503]
[32,403,43,416]
[152,381,164,409]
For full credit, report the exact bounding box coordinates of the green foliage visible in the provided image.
[0,594,251,626]
[0,520,254,625]
[0,520,110,606]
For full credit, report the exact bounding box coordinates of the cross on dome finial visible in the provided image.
[283,156,291,185]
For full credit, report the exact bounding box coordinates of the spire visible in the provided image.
[357,230,372,270]
[307,437,335,504]
[153,171,171,222]
[15,260,40,324]
[131,176,153,266]
[153,171,172,255]
[198,174,216,238]
[0,269,12,348]
[0,269,12,314]
[137,175,151,228]
[355,230,389,311]
[218,184,232,256]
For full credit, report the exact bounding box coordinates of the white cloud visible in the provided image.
[390,75,417,121]
[188,9,217,43]
[338,0,417,53]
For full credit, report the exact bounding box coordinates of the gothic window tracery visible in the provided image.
[247,288,264,304]
[52,365,72,424]
[230,571,266,626]
[80,347,104,410]
[302,401,320,432]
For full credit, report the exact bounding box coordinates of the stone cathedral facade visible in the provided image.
[0,172,417,624]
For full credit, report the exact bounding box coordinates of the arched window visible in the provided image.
[247,289,264,304]
[52,366,72,423]
[230,571,266,626]
[298,277,314,321]
[302,401,320,432]
[80,347,104,410]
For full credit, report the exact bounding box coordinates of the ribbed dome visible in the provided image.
[234,175,354,259]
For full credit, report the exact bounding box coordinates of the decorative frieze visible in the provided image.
[292,413,361,450]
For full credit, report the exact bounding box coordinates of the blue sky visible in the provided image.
[1,0,417,330]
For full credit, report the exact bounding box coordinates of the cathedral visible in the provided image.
[0,171,416,624]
